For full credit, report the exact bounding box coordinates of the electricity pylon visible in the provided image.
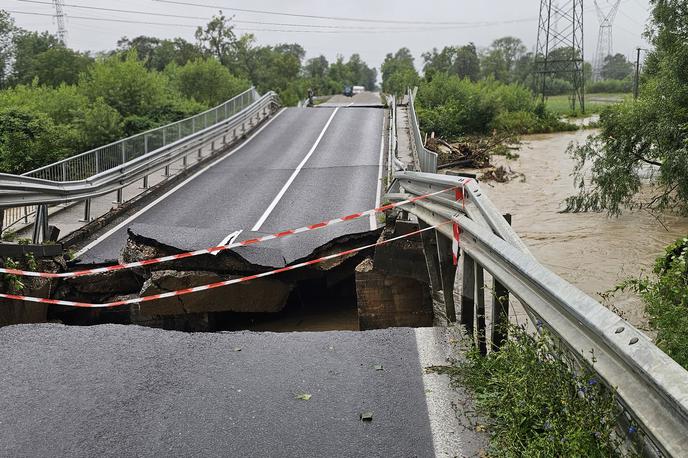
[535,0,586,113]
[592,0,622,81]
[52,0,67,44]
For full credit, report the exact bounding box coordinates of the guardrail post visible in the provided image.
[198,148,203,160]
[211,141,215,153]
[115,188,124,205]
[475,263,488,355]
[436,231,458,322]
[182,155,188,168]
[0,209,4,235]
[31,205,48,244]
[80,198,92,222]
[460,252,475,334]
[142,175,149,189]
[164,165,171,177]
[418,220,448,325]
[490,214,512,351]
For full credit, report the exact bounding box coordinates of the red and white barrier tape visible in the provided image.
[0,221,451,308]
[0,186,463,279]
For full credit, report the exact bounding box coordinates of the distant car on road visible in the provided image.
[353,85,365,94]
[343,86,353,97]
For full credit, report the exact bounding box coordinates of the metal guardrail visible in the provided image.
[0,88,280,241]
[387,171,688,456]
[407,87,438,173]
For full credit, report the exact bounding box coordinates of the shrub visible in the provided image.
[169,59,250,107]
[436,325,624,457]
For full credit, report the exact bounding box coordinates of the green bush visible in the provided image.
[438,326,624,457]
[587,79,633,94]
[416,74,572,138]
[169,59,250,107]
[0,107,72,173]
[615,238,688,369]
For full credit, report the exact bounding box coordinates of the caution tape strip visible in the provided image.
[0,186,462,279]
[0,221,451,308]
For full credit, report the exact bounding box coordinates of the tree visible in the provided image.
[566,0,688,215]
[481,37,526,82]
[0,107,70,173]
[171,58,249,107]
[422,44,480,82]
[25,47,93,86]
[117,36,202,71]
[381,48,419,96]
[10,30,60,84]
[195,12,237,67]
[601,53,634,80]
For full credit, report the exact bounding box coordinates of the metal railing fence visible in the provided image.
[388,171,688,456]
[407,87,438,173]
[0,88,279,241]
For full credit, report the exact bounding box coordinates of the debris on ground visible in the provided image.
[425,134,520,170]
[479,166,526,184]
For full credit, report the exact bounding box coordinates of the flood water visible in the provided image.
[480,128,688,332]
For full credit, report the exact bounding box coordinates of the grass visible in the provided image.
[545,92,631,117]
[432,325,629,457]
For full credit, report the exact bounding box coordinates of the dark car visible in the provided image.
[343,86,353,97]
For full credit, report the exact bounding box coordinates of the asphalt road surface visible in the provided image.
[0,324,485,457]
[76,106,385,267]
[321,91,384,107]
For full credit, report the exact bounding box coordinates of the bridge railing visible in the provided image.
[0,88,280,242]
[407,87,438,173]
[388,171,688,456]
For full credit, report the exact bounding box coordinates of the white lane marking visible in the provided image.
[371,112,386,230]
[212,230,242,256]
[75,109,287,259]
[347,102,355,107]
[251,107,340,232]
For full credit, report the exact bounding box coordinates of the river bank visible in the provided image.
[472,128,688,332]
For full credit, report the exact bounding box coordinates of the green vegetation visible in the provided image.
[613,238,688,369]
[545,93,629,116]
[566,0,688,216]
[435,326,625,457]
[415,74,574,138]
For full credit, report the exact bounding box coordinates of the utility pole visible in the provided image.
[535,0,586,113]
[52,0,67,45]
[634,48,649,100]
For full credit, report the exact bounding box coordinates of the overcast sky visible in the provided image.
[5,0,653,70]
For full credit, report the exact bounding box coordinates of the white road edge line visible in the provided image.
[251,107,340,232]
[414,327,479,457]
[75,109,287,259]
[371,111,386,231]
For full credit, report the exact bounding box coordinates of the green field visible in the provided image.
[545,92,630,116]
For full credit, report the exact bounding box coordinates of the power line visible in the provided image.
[150,0,530,26]
[5,9,542,34]
[14,0,406,30]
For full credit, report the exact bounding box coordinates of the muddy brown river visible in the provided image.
[479,129,688,331]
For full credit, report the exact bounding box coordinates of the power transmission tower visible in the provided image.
[592,0,622,81]
[52,0,67,44]
[535,0,585,112]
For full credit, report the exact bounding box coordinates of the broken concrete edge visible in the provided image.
[61,112,278,254]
